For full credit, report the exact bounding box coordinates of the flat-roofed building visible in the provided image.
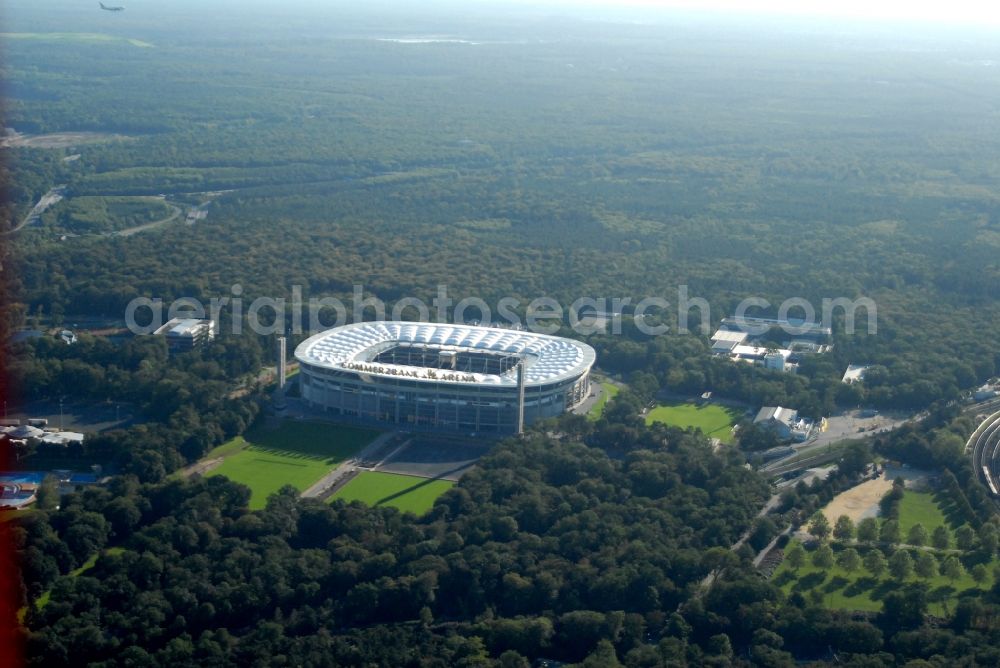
[154,318,217,351]
[763,350,787,371]
[710,329,748,353]
[754,405,813,442]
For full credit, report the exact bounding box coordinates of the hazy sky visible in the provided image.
[522,0,1000,27]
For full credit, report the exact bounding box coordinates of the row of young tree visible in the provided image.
[788,541,991,585]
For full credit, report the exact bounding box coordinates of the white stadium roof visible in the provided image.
[295,322,595,387]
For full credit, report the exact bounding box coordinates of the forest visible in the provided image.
[11,402,1000,666]
[4,2,1000,413]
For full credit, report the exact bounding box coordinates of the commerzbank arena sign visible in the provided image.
[344,361,480,383]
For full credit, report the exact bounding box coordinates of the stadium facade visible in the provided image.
[295,322,596,434]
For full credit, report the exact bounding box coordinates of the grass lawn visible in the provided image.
[588,381,620,421]
[0,509,34,523]
[32,547,126,615]
[330,471,454,515]
[208,421,379,509]
[645,401,743,443]
[896,490,960,547]
[774,540,997,615]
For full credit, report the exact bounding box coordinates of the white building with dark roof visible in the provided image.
[754,406,813,442]
[154,318,217,351]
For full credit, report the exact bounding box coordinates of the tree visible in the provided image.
[836,548,861,574]
[833,515,855,542]
[701,546,739,576]
[812,544,834,569]
[105,497,142,538]
[880,520,900,546]
[931,525,950,550]
[955,525,976,551]
[978,523,998,555]
[808,513,831,542]
[857,518,879,544]
[878,585,927,634]
[785,542,805,570]
[914,552,937,579]
[499,651,530,668]
[864,549,887,577]
[889,550,913,580]
[707,634,733,661]
[970,563,989,585]
[581,640,622,668]
[34,475,60,511]
[941,556,965,582]
[837,442,871,478]
[906,523,928,547]
[748,517,779,552]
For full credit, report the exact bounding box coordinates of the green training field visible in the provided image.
[208,421,379,509]
[330,471,454,515]
[645,401,743,443]
[588,381,620,421]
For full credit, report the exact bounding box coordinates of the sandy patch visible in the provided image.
[1,131,129,150]
[821,466,929,524]
[179,457,224,478]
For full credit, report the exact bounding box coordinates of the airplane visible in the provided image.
[99,2,125,11]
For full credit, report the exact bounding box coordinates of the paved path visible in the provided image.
[571,382,604,416]
[300,431,399,499]
[111,203,181,237]
[695,490,784,596]
[754,525,795,568]
[177,457,224,478]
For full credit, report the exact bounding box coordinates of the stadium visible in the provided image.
[295,322,596,434]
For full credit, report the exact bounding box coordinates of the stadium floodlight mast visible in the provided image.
[517,359,526,436]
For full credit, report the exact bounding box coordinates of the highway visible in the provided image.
[967,410,1000,503]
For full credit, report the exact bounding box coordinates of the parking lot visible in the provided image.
[5,399,135,433]
[805,409,911,449]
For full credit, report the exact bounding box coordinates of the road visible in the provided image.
[110,203,182,237]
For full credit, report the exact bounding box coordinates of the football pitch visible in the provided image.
[207,421,379,509]
[645,401,743,443]
[330,471,454,515]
